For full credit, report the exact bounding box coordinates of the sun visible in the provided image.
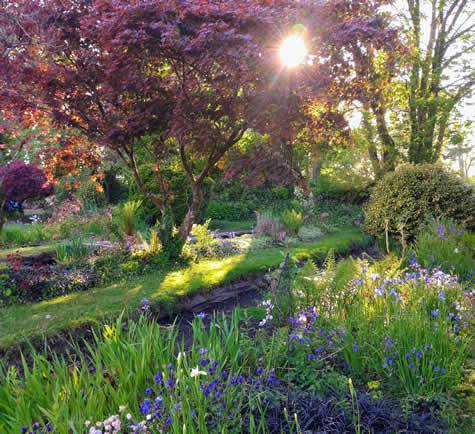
[279,34,307,68]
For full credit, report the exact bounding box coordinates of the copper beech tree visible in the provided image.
[1,0,403,255]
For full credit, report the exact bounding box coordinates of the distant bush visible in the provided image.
[314,174,371,205]
[364,164,475,240]
[76,179,106,211]
[205,200,254,221]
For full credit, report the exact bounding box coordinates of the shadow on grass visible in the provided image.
[0,228,369,349]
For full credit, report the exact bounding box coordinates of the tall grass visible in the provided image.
[0,312,271,433]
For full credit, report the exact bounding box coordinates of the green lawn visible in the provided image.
[0,228,369,349]
[0,242,63,261]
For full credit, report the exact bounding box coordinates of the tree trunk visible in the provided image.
[179,182,204,243]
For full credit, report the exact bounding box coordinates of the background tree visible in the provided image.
[443,116,475,178]
[404,0,475,163]
[0,161,53,236]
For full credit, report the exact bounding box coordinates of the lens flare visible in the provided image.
[279,35,307,68]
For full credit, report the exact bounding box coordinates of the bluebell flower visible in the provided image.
[431,309,439,318]
[352,344,358,352]
[145,388,152,395]
[441,369,447,374]
[256,367,263,375]
[200,358,210,367]
[166,417,173,425]
[308,354,316,360]
[197,312,206,320]
[198,348,208,355]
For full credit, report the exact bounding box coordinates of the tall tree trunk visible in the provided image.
[179,182,204,243]
[370,102,397,173]
[361,109,384,179]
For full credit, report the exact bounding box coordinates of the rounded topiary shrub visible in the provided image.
[364,164,475,239]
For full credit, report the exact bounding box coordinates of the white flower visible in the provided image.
[146,414,152,421]
[126,413,132,421]
[118,405,126,413]
[45,315,52,319]
[454,248,460,254]
[85,420,91,427]
[190,366,207,378]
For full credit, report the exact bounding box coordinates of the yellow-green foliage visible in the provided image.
[115,200,142,236]
[364,164,475,239]
[280,209,303,235]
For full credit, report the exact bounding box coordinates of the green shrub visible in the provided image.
[364,164,475,240]
[280,209,303,235]
[414,220,475,281]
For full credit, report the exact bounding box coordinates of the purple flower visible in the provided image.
[431,309,439,318]
[196,312,206,320]
[352,344,359,352]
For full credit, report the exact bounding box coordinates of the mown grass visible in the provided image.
[0,242,63,261]
[0,227,369,349]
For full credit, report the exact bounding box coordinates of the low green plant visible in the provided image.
[115,200,142,237]
[54,239,89,264]
[280,209,303,235]
[297,225,323,241]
